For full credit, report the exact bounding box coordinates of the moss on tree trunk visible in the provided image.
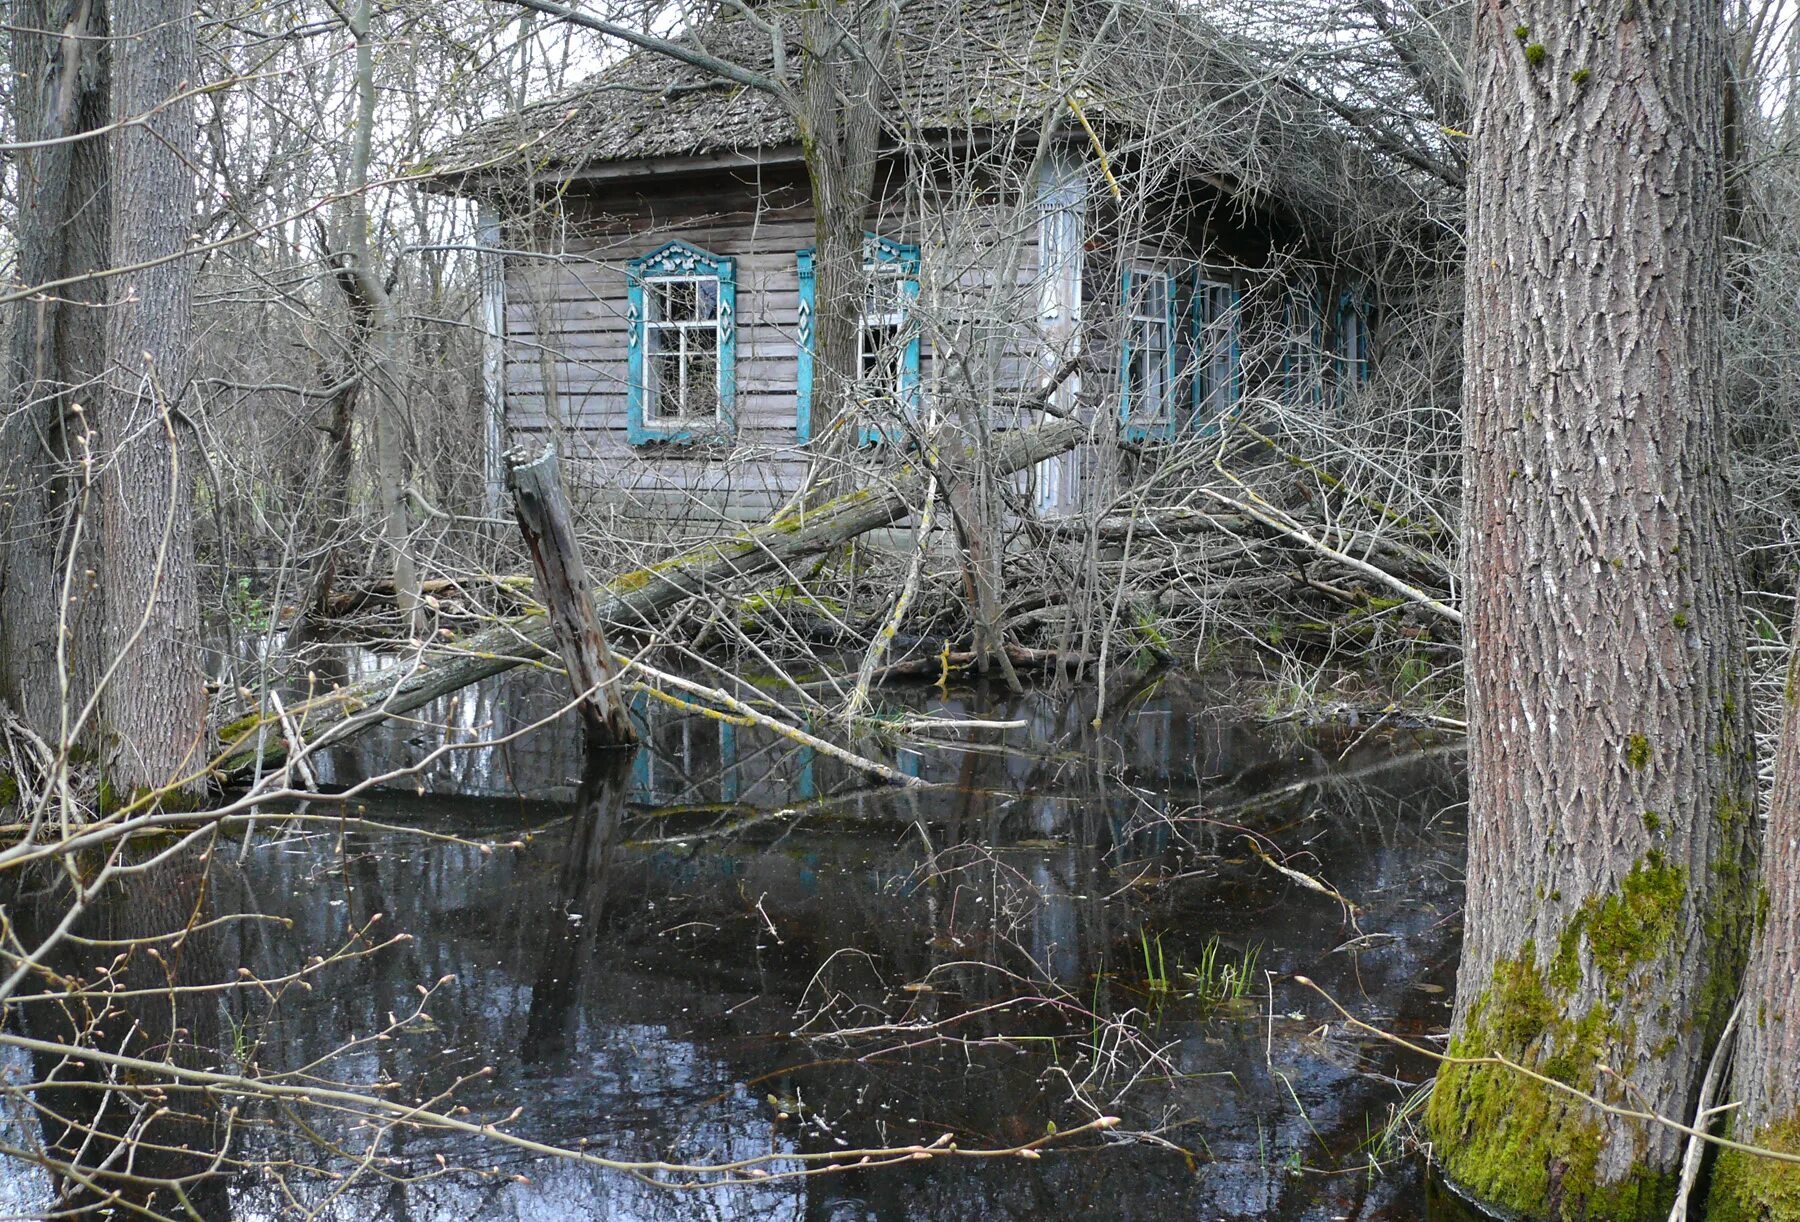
[1431,0,1755,1212]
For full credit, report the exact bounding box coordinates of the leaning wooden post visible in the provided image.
[506,444,637,747]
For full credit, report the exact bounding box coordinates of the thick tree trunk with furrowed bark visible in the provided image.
[796,0,892,504]
[1423,1,1756,1217]
[0,0,112,748]
[98,0,207,800]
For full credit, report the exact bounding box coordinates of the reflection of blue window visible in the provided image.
[1281,274,1323,409]
[627,240,736,444]
[796,234,921,446]
[1189,271,1241,430]
[794,742,817,801]
[1335,288,1374,394]
[1119,264,1178,441]
[719,721,739,803]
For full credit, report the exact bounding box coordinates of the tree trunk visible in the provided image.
[349,0,422,639]
[506,445,635,747]
[796,0,893,502]
[1423,1,1756,1217]
[1708,607,1800,1217]
[0,0,111,748]
[99,0,206,801]
[942,457,1022,689]
[286,240,369,650]
[217,417,1085,779]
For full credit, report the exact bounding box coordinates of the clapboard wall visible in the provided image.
[484,149,1313,529]
[493,159,1049,524]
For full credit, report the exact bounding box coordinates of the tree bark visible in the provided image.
[217,417,1085,779]
[349,0,422,639]
[0,0,112,748]
[98,0,206,801]
[796,0,893,502]
[1424,1,1756,1215]
[1709,607,1800,1217]
[941,457,1022,689]
[506,445,635,747]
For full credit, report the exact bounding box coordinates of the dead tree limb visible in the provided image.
[214,417,1087,779]
[507,444,636,747]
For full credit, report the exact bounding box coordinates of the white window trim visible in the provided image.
[1125,263,1177,424]
[642,272,724,427]
[1193,277,1237,416]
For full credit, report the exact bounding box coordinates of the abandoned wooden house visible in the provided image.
[426,0,1379,527]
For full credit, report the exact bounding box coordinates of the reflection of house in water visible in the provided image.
[223,709,1467,1220]
[323,659,1360,878]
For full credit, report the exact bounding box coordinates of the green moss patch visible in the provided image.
[1584,851,1685,987]
[1427,924,1678,1217]
[1709,1117,1800,1222]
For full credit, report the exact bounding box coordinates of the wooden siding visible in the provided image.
[495,163,1052,518]
[488,151,1319,529]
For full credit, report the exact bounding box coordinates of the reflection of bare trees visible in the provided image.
[12,843,234,1219]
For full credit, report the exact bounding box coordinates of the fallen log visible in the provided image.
[214,417,1087,779]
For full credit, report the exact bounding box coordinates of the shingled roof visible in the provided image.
[424,0,1371,232]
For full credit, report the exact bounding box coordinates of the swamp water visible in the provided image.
[5,671,1478,1219]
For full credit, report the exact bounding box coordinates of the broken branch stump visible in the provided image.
[507,444,637,748]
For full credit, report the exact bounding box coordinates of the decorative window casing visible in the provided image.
[1119,264,1179,441]
[627,240,736,444]
[1189,271,1242,428]
[796,234,921,445]
[627,689,739,804]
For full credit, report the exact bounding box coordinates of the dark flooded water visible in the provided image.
[6,669,1476,1219]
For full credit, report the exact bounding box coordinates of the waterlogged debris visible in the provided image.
[1247,841,1364,916]
[111,675,1471,1216]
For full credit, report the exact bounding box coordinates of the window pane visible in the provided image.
[648,350,683,419]
[687,351,719,417]
[1145,275,1167,318]
[696,279,718,321]
[654,280,698,322]
[865,267,904,318]
[860,322,901,392]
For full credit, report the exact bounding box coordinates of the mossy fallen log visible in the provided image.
[214,418,1087,780]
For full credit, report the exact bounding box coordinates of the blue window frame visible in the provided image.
[627,240,736,444]
[1335,286,1373,393]
[1188,270,1241,432]
[1281,273,1324,409]
[795,234,921,446]
[1118,263,1179,441]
